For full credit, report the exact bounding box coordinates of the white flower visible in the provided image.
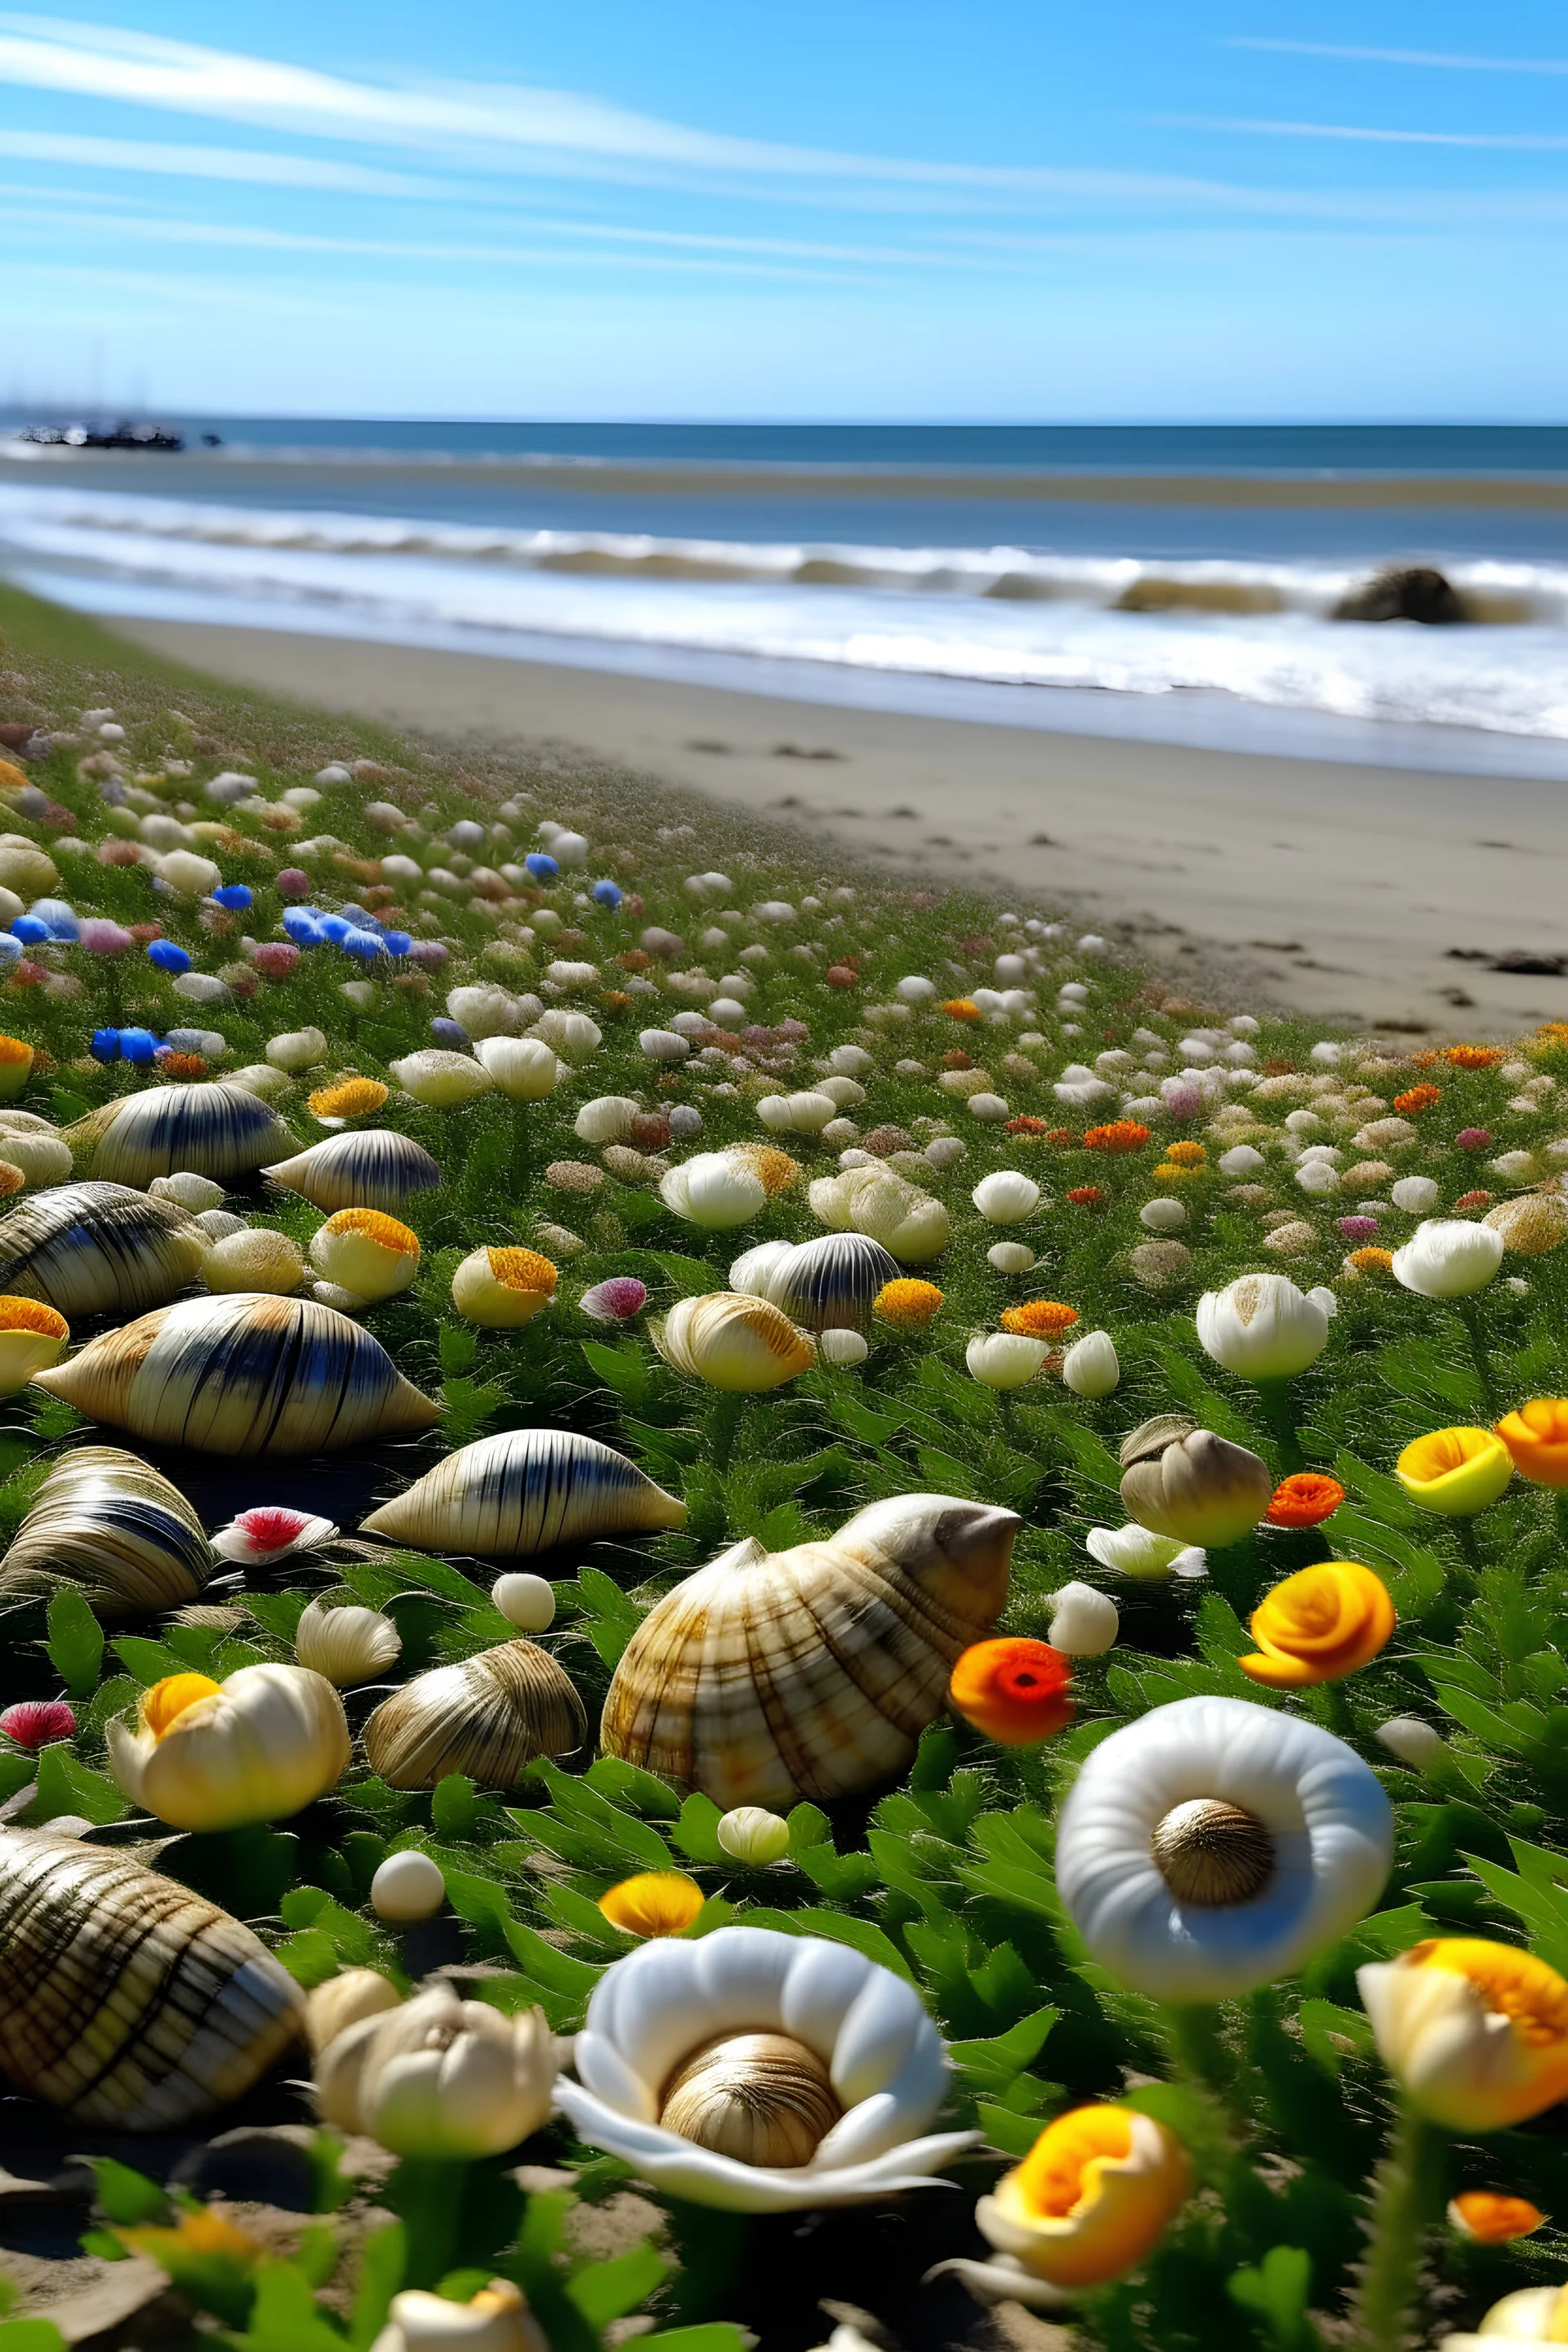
[1196,1273,1336,1381]
[1390,1175,1440,1213]
[573,1095,639,1145]
[1047,1582,1119,1655]
[107,1663,351,1831]
[728,1238,796,1303]
[1139,1199,1186,1232]
[1375,1717,1448,1772]
[809,1166,949,1262]
[371,1851,446,1923]
[532,1008,601,1062]
[987,1241,1037,1275]
[318,1984,555,2159]
[211,1506,337,1565]
[819,1328,870,1366]
[661,1152,768,1230]
[758,1091,836,1134]
[310,1209,420,1301]
[1218,1146,1266,1177]
[1392,1218,1504,1298]
[149,1172,225,1212]
[1294,1158,1339,1196]
[972,1171,1040,1225]
[553,1924,978,2212]
[1085,1524,1206,1579]
[390,1049,493,1108]
[1061,1332,1119,1398]
[967,1333,1047,1389]
[896,975,937,1001]
[473,1036,559,1102]
[448,984,527,1039]
[640,1027,690,1062]
[716,1807,791,1865]
[295,1598,402,1686]
[267,1027,328,1071]
[1055,1695,1394,2000]
[1435,2289,1568,2352]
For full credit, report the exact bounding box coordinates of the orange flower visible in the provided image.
[942,1049,974,1071]
[1048,1128,1080,1147]
[731,1143,800,1196]
[601,989,633,1012]
[1238,1561,1395,1688]
[1001,1299,1079,1339]
[950,1638,1073,1745]
[1446,1045,1504,1070]
[1165,1141,1207,1166]
[160,1054,206,1079]
[1536,1022,1568,1047]
[1454,1190,1491,1210]
[309,1076,390,1120]
[1007,1116,1050,1136]
[120,2206,265,2270]
[598,1871,704,1938]
[1496,1398,1568,1487]
[1265,1472,1346,1528]
[1447,2191,1546,2244]
[1394,1085,1442,1114]
[943,999,983,1022]
[1349,1246,1394,1273]
[875,1278,943,1331]
[0,1164,23,1198]
[1085,1121,1150,1154]
[1067,1186,1103,1207]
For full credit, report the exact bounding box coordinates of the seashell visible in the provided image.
[0,1181,212,1316]
[361,1427,686,1555]
[33,1293,440,1454]
[653,1293,814,1391]
[363,1638,587,1787]
[264,1129,442,1215]
[0,1444,214,1613]
[66,1084,298,1188]
[733,1232,898,1333]
[600,1494,1021,1807]
[0,1829,305,2127]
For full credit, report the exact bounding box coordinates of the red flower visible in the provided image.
[949,1638,1074,1746]
[1,1700,75,1748]
[1067,1185,1104,1206]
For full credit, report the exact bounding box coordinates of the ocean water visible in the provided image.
[3,421,1568,767]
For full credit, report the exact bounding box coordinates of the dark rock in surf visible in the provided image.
[1335,566,1469,625]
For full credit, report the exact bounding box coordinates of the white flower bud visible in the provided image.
[295,1598,402,1686]
[492,1573,556,1633]
[716,1806,791,1865]
[1061,1331,1120,1398]
[987,1241,1037,1274]
[1375,1717,1448,1772]
[1046,1581,1120,1656]
[1391,1176,1440,1214]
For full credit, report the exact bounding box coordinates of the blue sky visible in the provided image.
[4,2,1567,420]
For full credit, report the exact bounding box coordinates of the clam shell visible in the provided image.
[0,1445,213,1614]
[361,1428,686,1556]
[32,1293,440,1454]
[0,1181,211,1317]
[363,1638,587,1787]
[768,1233,898,1333]
[600,1493,1021,1807]
[0,1829,305,2127]
[264,1129,442,1214]
[65,1084,298,1188]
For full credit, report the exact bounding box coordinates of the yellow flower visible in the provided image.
[0,1036,33,1102]
[120,2207,265,2270]
[875,1278,943,1330]
[1238,1561,1395,1689]
[310,1206,421,1303]
[1152,1162,1197,1182]
[309,1076,390,1120]
[1358,1940,1568,2130]
[452,1245,558,1328]
[106,1664,350,1830]
[977,2104,1189,2288]
[598,1871,705,1938]
[1447,2191,1547,2243]
[1396,1427,1514,1517]
[1165,1141,1207,1167]
[0,1294,68,1393]
[731,1143,800,1196]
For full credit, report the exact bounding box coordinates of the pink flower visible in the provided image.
[276,869,312,898]
[77,918,134,955]
[409,941,449,969]
[1456,1128,1492,1153]
[251,942,300,980]
[1,1700,76,1748]
[580,1276,648,1322]
[775,1019,809,1042]
[211,1506,338,1564]
[1339,1215,1379,1241]
[1162,1085,1204,1120]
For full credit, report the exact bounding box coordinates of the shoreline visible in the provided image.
[106,612,1568,1036]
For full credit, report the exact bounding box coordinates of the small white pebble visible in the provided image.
[371,1850,446,1923]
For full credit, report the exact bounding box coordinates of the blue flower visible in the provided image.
[381,929,412,958]
[524,853,559,882]
[10,916,48,947]
[212,884,252,911]
[146,939,192,973]
[283,909,323,945]
[118,1027,158,1064]
[29,898,79,940]
[592,879,622,907]
[90,1027,121,1063]
[343,929,385,960]
[429,1018,470,1049]
[317,914,353,946]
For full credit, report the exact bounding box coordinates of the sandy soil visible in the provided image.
[109,617,1568,1037]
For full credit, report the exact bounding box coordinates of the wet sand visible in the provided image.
[109,616,1568,1036]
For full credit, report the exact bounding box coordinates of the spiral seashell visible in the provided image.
[0,1181,212,1316]
[0,1445,213,1614]
[263,1128,443,1215]
[65,1084,298,1188]
[360,1427,686,1555]
[733,1232,898,1333]
[32,1293,440,1454]
[600,1494,1021,1807]
[0,1829,305,2127]
[363,1638,587,1787]
[653,1293,814,1391]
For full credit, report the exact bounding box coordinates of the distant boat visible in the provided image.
[14,421,186,452]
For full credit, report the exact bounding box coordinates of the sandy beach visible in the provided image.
[109,614,1568,1037]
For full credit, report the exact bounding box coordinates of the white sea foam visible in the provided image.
[4,481,1568,742]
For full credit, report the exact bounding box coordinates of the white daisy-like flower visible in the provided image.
[1054,1695,1393,2001]
[553,1925,978,2212]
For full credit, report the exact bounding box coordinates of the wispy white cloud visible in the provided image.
[1226,38,1568,77]
[0,126,459,193]
[1166,114,1568,151]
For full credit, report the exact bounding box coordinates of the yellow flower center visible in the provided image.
[1402,1428,1496,1481]
[1013,2105,1134,2220]
[875,1278,943,1330]
[322,1207,419,1254]
[0,1037,32,1067]
[732,1144,800,1196]
[0,1295,67,1337]
[487,1246,559,1296]
[142,1673,223,1739]
[309,1076,390,1119]
[598,1870,704,1938]
[1411,1940,1568,2049]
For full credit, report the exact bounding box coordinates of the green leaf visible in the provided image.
[87,2158,169,2227]
[0,2323,68,2351]
[641,2330,755,2351]
[975,2101,1045,2157]
[1296,1998,1374,2077]
[742,1906,915,1984]
[112,1634,183,1685]
[1228,2245,1319,2352]
[566,2243,669,2327]
[349,2224,405,2351]
[45,1586,102,1697]
[670,1791,726,1864]
[647,1251,724,1295]
[230,2261,345,2350]
[948,2006,1061,2093]
[23,1741,126,1824]
[273,1929,342,1990]
[581,1340,650,1403]
[432,1774,479,1841]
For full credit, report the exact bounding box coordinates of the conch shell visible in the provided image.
[363,1638,587,1787]
[65,1083,298,1187]
[0,1445,213,1614]
[0,1829,305,2127]
[0,1180,211,1316]
[264,1128,442,1215]
[600,1494,1020,1806]
[33,1293,440,1454]
[361,1428,685,1555]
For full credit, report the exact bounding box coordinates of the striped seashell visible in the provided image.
[362,1638,587,1787]
[652,1292,814,1391]
[733,1232,898,1334]
[65,1084,298,1189]
[0,1445,213,1614]
[600,1494,1020,1808]
[0,1829,305,2127]
[361,1427,686,1555]
[0,1181,211,1317]
[264,1128,442,1214]
[32,1293,441,1455]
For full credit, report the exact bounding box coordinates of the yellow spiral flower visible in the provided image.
[1237,1561,1395,1688]
[1396,1427,1514,1517]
